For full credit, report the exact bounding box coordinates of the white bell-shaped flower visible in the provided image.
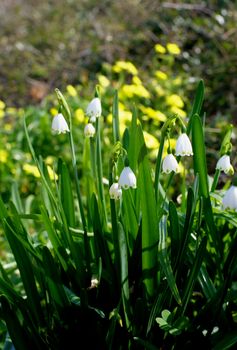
[222,185,237,210]
[84,123,96,138]
[86,97,102,118]
[109,183,122,200]
[52,113,70,134]
[216,155,233,175]
[162,154,179,174]
[175,133,193,156]
[118,167,136,190]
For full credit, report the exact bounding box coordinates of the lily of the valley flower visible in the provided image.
[222,185,237,210]
[216,155,234,175]
[51,113,70,134]
[118,167,136,189]
[109,183,122,200]
[162,154,179,174]
[84,123,96,138]
[86,97,102,119]
[175,133,193,156]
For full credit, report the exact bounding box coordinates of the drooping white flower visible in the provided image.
[51,113,70,134]
[109,183,122,200]
[175,133,193,156]
[162,154,179,174]
[84,123,96,138]
[222,185,237,210]
[86,97,102,118]
[118,167,136,190]
[216,155,233,175]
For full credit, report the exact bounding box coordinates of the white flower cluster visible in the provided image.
[109,166,137,201]
[84,97,102,138]
[162,133,193,174]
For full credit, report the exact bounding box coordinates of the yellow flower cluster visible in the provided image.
[155,43,181,55]
[112,61,138,75]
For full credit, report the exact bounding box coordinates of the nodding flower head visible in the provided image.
[84,123,96,138]
[118,166,136,190]
[86,97,102,118]
[175,133,193,156]
[216,155,234,175]
[162,153,179,174]
[51,113,70,134]
[222,185,237,211]
[109,183,122,200]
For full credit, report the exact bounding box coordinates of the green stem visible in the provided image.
[211,169,220,192]
[96,118,108,228]
[154,133,165,203]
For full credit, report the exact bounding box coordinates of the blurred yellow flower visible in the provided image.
[121,83,150,99]
[97,74,110,88]
[166,94,184,108]
[6,107,17,114]
[66,85,77,97]
[23,164,40,178]
[0,110,5,119]
[155,85,165,96]
[0,100,5,109]
[50,108,58,116]
[139,106,167,122]
[112,61,138,75]
[155,70,168,80]
[155,44,166,54]
[132,76,142,85]
[170,106,187,118]
[4,123,12,131]
[167,43,181,55]
[45,156,54,165]
[143,131,159,149]
[0,150,8,163]
[74,108,85,123]
[23,163,58,180]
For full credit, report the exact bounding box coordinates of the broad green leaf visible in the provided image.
[180,237,207,315]
[3,218,44,326]
[118,222,132,330]
[168,201,181,265]
[192,114,209,198]
[58,159,76,228]
[158,216,181,305]
[212,332,237,350]
[187,80,204,135]
[138,126,158,299]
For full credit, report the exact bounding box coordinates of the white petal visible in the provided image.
[86,97,102,118]
[222,186,237,210]
[52,113,70,134]
[118,167,136,189]
[109,183,122,200]
[216,155,232,174]
[175,133,193,156]
[84,123,95,138]
[162,154,179,174]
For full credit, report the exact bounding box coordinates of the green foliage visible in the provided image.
[0,82,237,349]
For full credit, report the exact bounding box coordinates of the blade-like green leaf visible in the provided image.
[58,160,76,228]
[138,126,158,299]
[112,90,120,142]
[187,80,204,135]
[158,216,181,305]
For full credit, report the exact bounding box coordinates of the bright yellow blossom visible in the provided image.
[166,94,184,108]
[112,61,138,75]
[155,71,168,80]
[170,106,187,118]
[143,131,159,149]
[50,108,58,116]
[132,76,142,85]
[0,110,4,118]
[155,44,166,54]
[66,85,77,97]
[0,100,5,109]
[0,150,8,163]
[97,74,110,88]
[167,43,181,55]
[23,164,40,178]
[74,108,85,123]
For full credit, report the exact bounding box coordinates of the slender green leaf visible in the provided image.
[112,90,120,142]
[138,126,158,298]
[187,80,204,135]
[118,222,132,330]
[158,216,181,305]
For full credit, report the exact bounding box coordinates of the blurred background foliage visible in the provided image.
[0,0,237,117]
[0,0,237,197]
